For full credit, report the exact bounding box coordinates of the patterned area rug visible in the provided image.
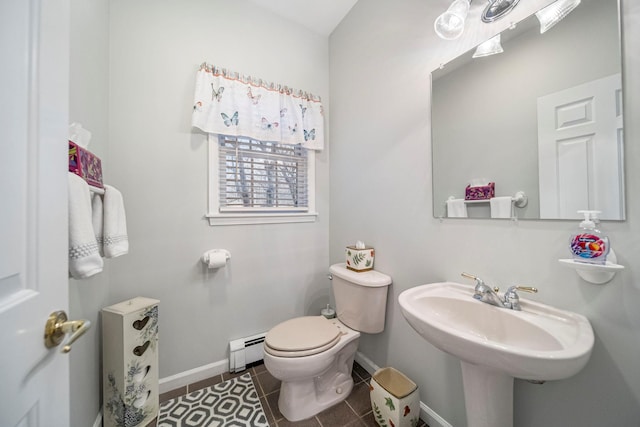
[158,373,269,427]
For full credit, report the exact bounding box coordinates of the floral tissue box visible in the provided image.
[69,141,103,188]
[465,182,495,200]
[345,246,375,272]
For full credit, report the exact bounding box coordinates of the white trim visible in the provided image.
[354,351,379,375]
[159,358,229,394]
[420,402,454,427]
[206,211,318,226]
[207,134,317,226]
[92,411,102,427]
[354,352,452,427]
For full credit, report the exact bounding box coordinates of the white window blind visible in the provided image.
[217,135,309,212]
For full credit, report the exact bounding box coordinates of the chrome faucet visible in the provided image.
[461,273,537,310]
[502,285,538,310]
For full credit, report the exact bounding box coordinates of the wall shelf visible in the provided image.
[448,191,528,207]
[558,250,624,284]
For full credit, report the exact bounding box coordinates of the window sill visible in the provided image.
[205,211,318,226]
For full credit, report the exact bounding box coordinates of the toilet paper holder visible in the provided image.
[201,249,231,268]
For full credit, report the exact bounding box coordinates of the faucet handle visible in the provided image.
[503,285,538,310]
[510,285,538,294]
[461,272,486,285]
[461,272,478,281]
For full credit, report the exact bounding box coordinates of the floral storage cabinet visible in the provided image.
[102,297,160,427]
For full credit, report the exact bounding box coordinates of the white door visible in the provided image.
[537,74,624,220]
[0,0,71,426]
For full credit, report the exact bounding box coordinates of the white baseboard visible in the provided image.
[92,411,102,427]
[159,358,229,394]
[353,351,452,427]
[420,401,453,427]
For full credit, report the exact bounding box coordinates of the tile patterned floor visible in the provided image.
[148,361,428,427]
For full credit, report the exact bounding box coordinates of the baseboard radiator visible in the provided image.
[229,332,266,373]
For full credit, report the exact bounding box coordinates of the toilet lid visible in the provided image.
[265,316,341,354]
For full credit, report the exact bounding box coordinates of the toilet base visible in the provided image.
[278,362,355,421]
[275,338,359,421]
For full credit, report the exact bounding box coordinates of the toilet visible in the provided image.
[263,263,392,421]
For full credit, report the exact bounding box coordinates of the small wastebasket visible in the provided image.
[369,367,420,427]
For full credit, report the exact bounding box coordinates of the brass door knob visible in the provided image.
[44,310,91,353]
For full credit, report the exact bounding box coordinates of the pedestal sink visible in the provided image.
[398,282,594,427]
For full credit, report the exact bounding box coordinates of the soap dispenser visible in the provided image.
[570,210,610,265]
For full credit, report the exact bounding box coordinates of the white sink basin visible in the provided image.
[398,282,594,381]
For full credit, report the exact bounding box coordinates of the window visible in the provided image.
[206,135,317,225]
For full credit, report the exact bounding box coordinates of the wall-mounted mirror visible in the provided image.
[432,0,624,220]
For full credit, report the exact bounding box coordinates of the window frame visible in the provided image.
[205,134,317,226]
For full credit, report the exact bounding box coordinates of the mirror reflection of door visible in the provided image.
[537,73,624,220]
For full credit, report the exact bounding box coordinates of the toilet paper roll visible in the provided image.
[203,250,230,269]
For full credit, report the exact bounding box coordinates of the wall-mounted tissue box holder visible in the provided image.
[345,246,375,272]
[465,182,495,200]
[69,141,103,188]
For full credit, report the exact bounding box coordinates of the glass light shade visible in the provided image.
[434,0,470,40]
[536,0,581,34]
[472,34,504,58]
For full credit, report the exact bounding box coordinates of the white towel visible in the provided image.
[68,173,103,279]
[446,198,468,218]
[490,196,513,219]
[91,193,104,257]
[103,185,129,258]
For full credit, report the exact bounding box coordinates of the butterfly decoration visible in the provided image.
[280,108,288,117]
[247,87,262,105]
[193,101,203,112]
[384,397,396,411]
[211,84,224,102]
[221,111,239,127]
[299,104,307,119]
[304,128,316,141]
[261,117,279,130]
[289,123,298,134]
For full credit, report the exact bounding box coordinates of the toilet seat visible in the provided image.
[265,316,342,358]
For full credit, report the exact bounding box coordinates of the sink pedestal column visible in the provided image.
[461,361,513,427]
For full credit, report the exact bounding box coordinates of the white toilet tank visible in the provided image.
[329,263,392,334]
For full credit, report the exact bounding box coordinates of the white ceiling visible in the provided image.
[246,0,359,36]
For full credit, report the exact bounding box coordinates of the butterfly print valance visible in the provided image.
[192,63,324,150]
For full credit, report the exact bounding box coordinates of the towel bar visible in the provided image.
[446,191,528,207]
[89,185,105,195]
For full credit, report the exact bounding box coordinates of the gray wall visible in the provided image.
[69,0,110,426]
[106,0,330,378]
[432,0,620,219]
[68,1,330,426]
[330,0,640,426]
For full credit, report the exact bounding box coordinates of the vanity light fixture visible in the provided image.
[472,34,504,58]
[435,0,521,41]
[481,0,521,23]
[434,0,471,40]
[536,0,581,34]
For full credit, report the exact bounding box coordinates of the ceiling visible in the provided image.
[246,0,359,36]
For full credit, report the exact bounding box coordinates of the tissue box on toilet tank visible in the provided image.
[465,182,495,200]
[370,367,420,427]
[69,141,104,188]
[345,246,375,272]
